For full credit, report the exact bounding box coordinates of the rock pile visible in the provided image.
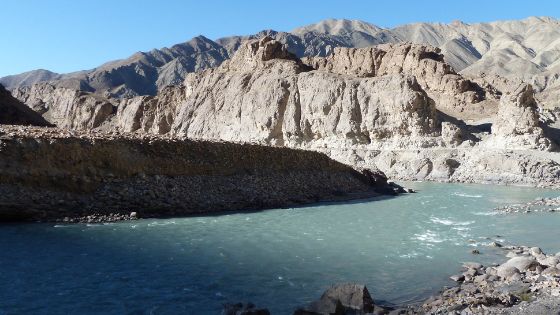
[289,244,560,314]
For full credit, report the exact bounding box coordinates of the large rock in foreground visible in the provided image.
[294,283,382,315]
[0,125,393,222]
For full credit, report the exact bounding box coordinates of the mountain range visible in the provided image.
[2,16,559,107]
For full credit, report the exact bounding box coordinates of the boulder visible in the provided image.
[293,297,344,315]
[441,122,463,146]
[294,283,375,315]
[321,283,375,313]
[530,247,543,256]
[495,282,531,297]
[499,256,539,272]
[462,262,483,270]
[496,265,521,279]
[538,256,559,267]
[542,267,560,276]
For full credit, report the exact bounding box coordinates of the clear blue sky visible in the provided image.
[1,0,559,77]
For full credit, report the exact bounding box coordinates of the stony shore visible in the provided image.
[0,125,401,222]
[231,241,560,315]
[494,197,560,214]
[416,244,560,314]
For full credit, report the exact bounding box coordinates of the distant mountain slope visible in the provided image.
[2,17,560,103]
[1,36,228,98]
[0,69,62,90]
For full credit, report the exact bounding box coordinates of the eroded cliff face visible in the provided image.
[303,44,499,120]
[116,85,185,134]
[488,84,553,150]
[172,43,439,148]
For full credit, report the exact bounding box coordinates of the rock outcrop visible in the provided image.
[172,38,439,148]
[489,84,553,150]
[0,125,392,222]
[0,84,52,126]
[303,44,499,120]
[419,244,560,314]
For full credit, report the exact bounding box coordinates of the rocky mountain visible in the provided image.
[2,36,228,98]
[292,17,560,107]
[11,82,117,130]
[4,17,560,105]
[0,69,62,90]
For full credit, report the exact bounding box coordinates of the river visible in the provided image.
[1,182,559,314]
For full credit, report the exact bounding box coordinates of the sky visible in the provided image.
[1,0,559,77]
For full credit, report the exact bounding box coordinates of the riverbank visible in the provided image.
[285,240,560,314]
[417,243,560,314]
[0,125,399,222]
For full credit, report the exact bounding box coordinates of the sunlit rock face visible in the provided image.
[489,84,553,151]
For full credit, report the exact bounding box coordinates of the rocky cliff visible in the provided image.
[488,84,553,150]
[171,38,439,149]
[0,125,393,222]
[9,37,560,188]
[302,44,499,120]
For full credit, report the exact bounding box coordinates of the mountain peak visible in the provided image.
[291,18,383,36]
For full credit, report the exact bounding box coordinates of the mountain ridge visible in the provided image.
[2,16,560,107]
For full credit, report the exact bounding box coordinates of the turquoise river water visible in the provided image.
[1,182,560,314]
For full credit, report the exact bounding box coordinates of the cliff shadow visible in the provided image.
[436,110,491,141]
